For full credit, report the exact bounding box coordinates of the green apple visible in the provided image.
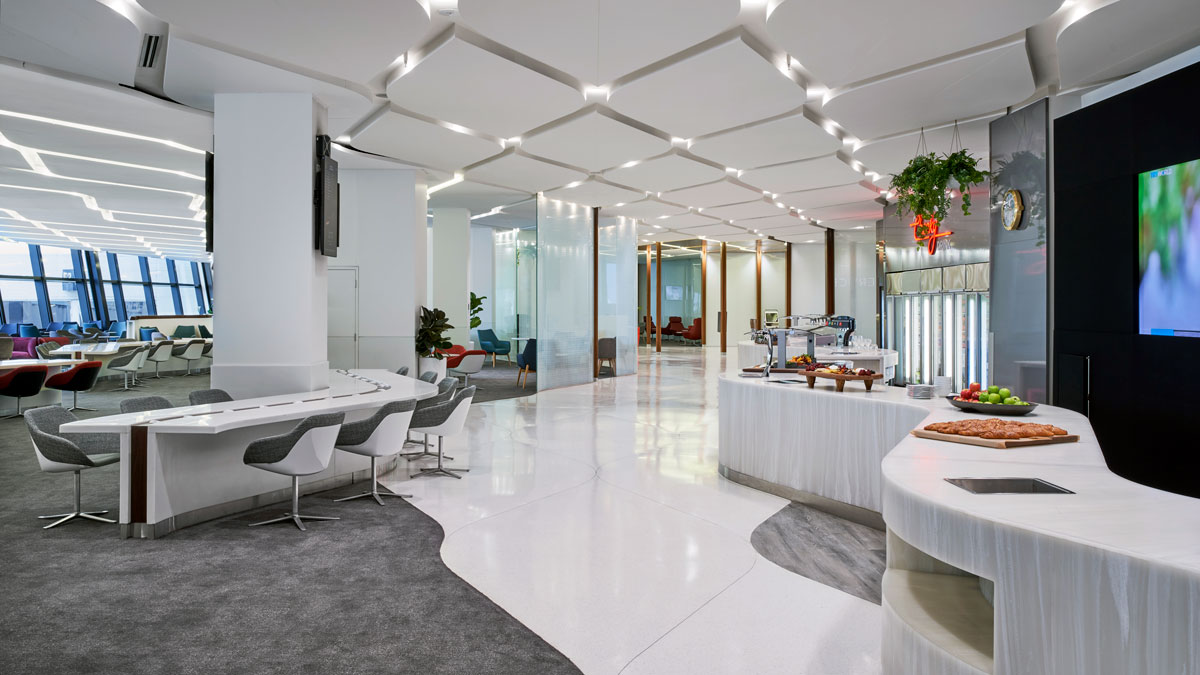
[998,388,1011,399]
[988,385,1000,394]
[1003,397,1016,405]
[988,393,1002,404]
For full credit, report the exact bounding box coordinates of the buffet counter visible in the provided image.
[735,339,898,382]
[62,369,438,538]
[718,373,1200,674]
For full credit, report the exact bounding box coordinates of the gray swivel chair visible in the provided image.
[173,339,206,375]
[189,388,233,406]
[394,366,409,376]
[120,396,172,414]
[145,340,174,378]
[410,386,475,479]
[0,336,12,360]
[108,346,143,391]
[244,413,345,531]
[598,337,616,376]
[418,371,437,383]
[35,342,68,360]
[402,376,459,460]
[333,400,417,505]
[25,407,120,529]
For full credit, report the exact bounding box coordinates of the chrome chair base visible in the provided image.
[416,466,469,479]
[401,433,453,461]
[249,513,339,531]
[39,510,115,529]
[335,489,412,505]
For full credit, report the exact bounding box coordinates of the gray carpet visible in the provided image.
[750,502,887,604]
[459,360,536,404]
[0,373,580,675]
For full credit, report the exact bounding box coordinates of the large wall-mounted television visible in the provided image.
[1138,158,1200,338]
[314,135,339,257]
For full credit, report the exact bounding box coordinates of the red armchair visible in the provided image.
[665,316,685,337]
[681,318,702,342]
[0,364,48,417]
[435,345,468,369]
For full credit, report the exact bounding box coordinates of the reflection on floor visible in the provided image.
[751,502,887,604]
[456,358,535,403]
[383,345,884,674]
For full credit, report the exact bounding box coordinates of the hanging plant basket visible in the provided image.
[889,149,989,223]
[888,123,988,227]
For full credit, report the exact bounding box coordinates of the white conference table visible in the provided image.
[0,358,89,413]
[50,339,213,377]
[62,369,438,538]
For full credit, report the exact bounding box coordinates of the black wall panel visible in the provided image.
[1054,62,1200,498]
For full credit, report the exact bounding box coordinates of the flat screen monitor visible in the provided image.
[1138,158,1200,338]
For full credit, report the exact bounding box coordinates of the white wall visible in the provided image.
[431,208,471,346]
[726,250,757,340]
[790,241,826,317]
[469,225,495,337]
[834,229,878,340]
[211,93,328,397]
[761,251,787,321]
[333,168,427,372]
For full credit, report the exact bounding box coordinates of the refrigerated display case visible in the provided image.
[885,290,989,390]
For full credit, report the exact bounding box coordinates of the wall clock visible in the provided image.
[1001,189,1024,231]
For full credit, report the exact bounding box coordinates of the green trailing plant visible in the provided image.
[889,149,989,223]
[469,292,486,329]
[416,306,454,359]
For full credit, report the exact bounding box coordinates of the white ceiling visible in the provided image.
[0,0,1193,254]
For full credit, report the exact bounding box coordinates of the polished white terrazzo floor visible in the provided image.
[380,346,882,675]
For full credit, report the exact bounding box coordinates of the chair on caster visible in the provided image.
[243,413,345,531]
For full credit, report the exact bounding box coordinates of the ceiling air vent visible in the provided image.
[139,34,162,69]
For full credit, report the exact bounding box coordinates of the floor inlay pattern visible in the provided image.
[751,502,887,604]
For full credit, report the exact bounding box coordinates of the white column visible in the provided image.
[211,93,328,397]
[431,208,471,346]
[334,169,427,373]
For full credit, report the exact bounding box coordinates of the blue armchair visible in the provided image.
[516,338,536,389]
[476,329,511,366]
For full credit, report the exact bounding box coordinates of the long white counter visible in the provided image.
[718,373,1200,674]
[62,369,438,538]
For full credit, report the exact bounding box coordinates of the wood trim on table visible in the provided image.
[825,229,835,315]
[593,207,599,379]
[655,242,662,352]
[720,242,727,353]
[700,240,708,345]
[130,425,148,523]
[755,239,762,328]
[785,242,792,326]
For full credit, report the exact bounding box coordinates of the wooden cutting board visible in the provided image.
[911,429,1080,448]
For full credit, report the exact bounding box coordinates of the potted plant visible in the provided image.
[468,292,486,347]
[889,149,989,224]
[416,306,454,382]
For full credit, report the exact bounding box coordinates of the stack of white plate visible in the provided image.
[907,384,937,399]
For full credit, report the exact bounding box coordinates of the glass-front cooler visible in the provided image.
[885,289,989,391]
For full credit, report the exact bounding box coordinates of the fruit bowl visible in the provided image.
[946,395,1039,416]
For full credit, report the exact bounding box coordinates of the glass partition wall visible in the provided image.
[636,240,704,345]
[536,196,593,390]
[492,227,537,343]
[598,216,637,374]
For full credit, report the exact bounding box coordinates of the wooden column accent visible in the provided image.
[720,242,727,353]
[592,207,599,379]
[785,242,793,325]
[130,425,148,524]
[645,244,652,344]
[700,240,708,345]
[655,242,662,352]
[824,229,835,315]
[755,239,762,327]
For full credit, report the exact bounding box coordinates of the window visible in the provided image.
[102,282,122,322]
[174,260,195,285]
[115,254,144,283]
[122,282,149,317]
[0,242,35,276]
[0,279,41,326]
[146,256,171,283]
[151,284,178,315]
[41,247,88,323]
[180,287,201,315]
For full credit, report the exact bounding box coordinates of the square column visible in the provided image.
[210,93,328,397]
[431,208,471,346]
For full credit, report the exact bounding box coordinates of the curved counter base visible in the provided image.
[718,373,1200,674]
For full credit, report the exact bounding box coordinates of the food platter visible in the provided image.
[741,365,883,391]
[947,395,1039,416]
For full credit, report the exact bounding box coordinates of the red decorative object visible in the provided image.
[910,215,952,254]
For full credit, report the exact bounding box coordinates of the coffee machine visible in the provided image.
[827,315,856,347]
